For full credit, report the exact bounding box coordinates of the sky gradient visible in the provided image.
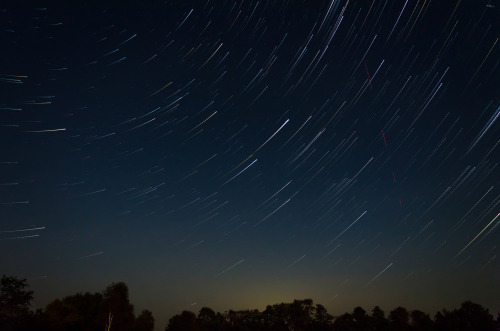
[1,1,499,329]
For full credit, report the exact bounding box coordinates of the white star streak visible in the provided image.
[252,198,291,229]
[215,259,245,278]
[366,262,393,287]
[221,159,258,186]
[327,211,367,246]
[454,212,500,260]
[253,119,289,154]
[24,128,66,132]
[0,226,45,233]
[0,234,39,240]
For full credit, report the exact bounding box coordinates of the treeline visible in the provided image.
[1,275,499,331]
[0,275,154,331]
[166,299,500,331]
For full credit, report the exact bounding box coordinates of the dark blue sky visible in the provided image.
[1,1,499,329]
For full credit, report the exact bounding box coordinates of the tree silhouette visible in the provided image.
[311,303,332,330]
[435,301,495,331]
[197,307,227,330]
[331,306,373,331]
[435,308,458,330]
[388,306,410,331]
[197,306,216,328]
[434,301,495,331]
[0,275,34,330]
[43,292,103,330]
[2,275,497,331]
[289,299,314,330]
[332,312,356,331]
[259,299,318,330]
[101,282,136,331]
[134,309,154,331]
[352,306,370,330]
[370,306,388,331]
[262,304,289,330]
[166,310,202,331]
[40,281,154,331]
[410,309,433,330]
[162,299,499,331]
[456,300,495,330]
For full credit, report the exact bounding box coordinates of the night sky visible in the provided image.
[1,0,499,329]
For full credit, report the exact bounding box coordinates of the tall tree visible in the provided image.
[0,275,34,330]
[312,303,333,330]
[262,304,288,330]
[289,299,315,330]
[101,282,135,331]
[371,306,388,331]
